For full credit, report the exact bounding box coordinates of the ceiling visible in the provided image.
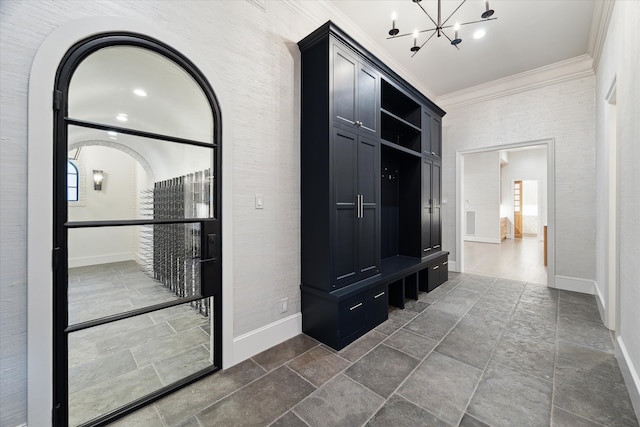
[329,0,597,98]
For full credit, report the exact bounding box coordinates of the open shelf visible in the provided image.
[381,80,421,127]
[381,112,421,152]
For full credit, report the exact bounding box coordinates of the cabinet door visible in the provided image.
[333,45,357,127]
[422,159,432,255]
[431,116,442,157]
[357,136,380,279]
[431,161,442,250]
[357,64,378,134]
[333,128,358,287]
[422,109,433,156]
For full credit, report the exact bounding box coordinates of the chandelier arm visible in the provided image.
[441,0,468,27]
[416,2,439,28]
[457,17,498,27]
[411,30,438,58]
[440,29,461,51]
[386,28,439,40]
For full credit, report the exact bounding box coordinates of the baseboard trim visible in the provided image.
[616,335,640,422]
[463,236,501,244]
[231,313,302,366]
[68,253,134,268]
[553,275,595,294]
[594,283,607,326]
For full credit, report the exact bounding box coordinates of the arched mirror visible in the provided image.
[53,35,222,427]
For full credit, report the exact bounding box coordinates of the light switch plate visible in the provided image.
[255,194,264,209]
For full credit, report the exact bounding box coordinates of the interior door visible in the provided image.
[53,36,222,427]
[514,180,523,238]
[422,159,432,255]
[357,135,380,278]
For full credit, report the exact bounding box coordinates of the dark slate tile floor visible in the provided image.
[110,272,639,427]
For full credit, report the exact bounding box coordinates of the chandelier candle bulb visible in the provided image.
[389,12,399,36]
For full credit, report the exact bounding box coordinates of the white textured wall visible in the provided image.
[67,146,138,267]
[442,76,596,280]
[0,1,342,425]
[595,0,640,411]
[463,151,500,241]
[501,148,547,239]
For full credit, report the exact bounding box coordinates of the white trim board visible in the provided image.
[595,282,608,326]
[553,275,595,295]
[617,336,640,423]
[463,236,501,244]
[231,313,302,366]
[68,253,134,268]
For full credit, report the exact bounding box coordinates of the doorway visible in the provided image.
[53,34,222,426]
[457,140,554,286]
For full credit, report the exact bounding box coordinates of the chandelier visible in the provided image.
[388,0,497,57]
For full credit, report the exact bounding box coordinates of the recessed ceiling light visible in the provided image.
[473,29,486,40]
[107,131,117,139]
[116,113,128,122]
[133,88,147,97]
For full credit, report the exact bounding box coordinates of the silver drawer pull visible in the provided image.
[442,261,448,265]
[374,292,385,299]
[433,265,439,270]
[433,245,441,249]
[350,302,363,311]
[425,248,432,251]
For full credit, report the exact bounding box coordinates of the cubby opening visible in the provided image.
[381,145,422,260]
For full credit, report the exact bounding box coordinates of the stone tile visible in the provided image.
[345,344,419,398]
[482,280,525,303]
[252,334,319,371]
[403,299,430,313]
[294,374,383,427]
[374,317,407,336]
[384,328,438,360]
[95,322,175,355]
[154,345,211,386]
[521,284,558,300]
[558,298,603,323]
[459,413,491,427]
[398,351,482,425]
[197,366,315,426]
[155,359,266,426]
[557,290,596,306]
[492,331,556,381]
[506,306,557,343]
[435,313,505,369]
[457,276,496,291]
[467,296,517,324]
[68,349,137,393]
[367,394,452,427]
[551,406,602,427]
[419,282,454,303]
[130,327,210,367]
[271,411,308,427]
[335,330,386,362]
[556,340,623,381]
[68,365,162,427]
[388,306,419,323]
[287,346,350,387]
[168,313,210,332]
[107,403,163,426]
[517,300,558,318]
[173,416,201,427]
[467,362,552,427]
[554,361,638,426]
[404,307,461,341]
[429,287,484,317]
[557,316,614,353]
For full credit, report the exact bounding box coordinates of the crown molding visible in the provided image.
[436,54,594,109]
[588,0,615,72]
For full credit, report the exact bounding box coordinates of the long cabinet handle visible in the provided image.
[374,292,385,299]
[432,265,439,270]
[350,302,363,311]
[433,245,441,249]
[442,261,448,265]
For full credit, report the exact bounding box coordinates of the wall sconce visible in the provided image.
[93,170,104,191]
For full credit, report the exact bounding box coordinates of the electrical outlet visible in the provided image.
[255,194,264,209]
[280,297,288,313]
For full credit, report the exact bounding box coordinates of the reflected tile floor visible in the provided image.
[68,262,211,426]
[111,273,639,427]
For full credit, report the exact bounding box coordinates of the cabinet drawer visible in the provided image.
[368,285,388,327]
[339,295,368,342]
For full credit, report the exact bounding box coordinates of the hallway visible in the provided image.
[464,236,547,284]
[109,273,638,427]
